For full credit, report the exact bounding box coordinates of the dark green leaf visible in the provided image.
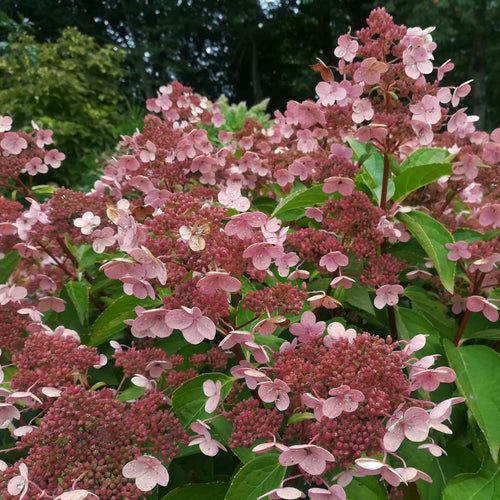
[344,476,388,500]
[398,211,456,294]
[444,341,500,462]
[271,184,330,221]
[161,482,228,500]
[443,457,500,500]
[355,152,395,204]
[393,162,452,202]
[224,453,286,500]
[63,281,89,326]
[400,148,453,171]
[172,373,233,428]
[88,294,159,346]
[0,251,20,283]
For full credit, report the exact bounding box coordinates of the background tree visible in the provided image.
[0,18,126,188]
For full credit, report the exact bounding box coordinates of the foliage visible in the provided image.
[0,8,499,500]
[0,25,126,188]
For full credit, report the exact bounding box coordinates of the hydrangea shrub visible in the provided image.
[0,8,499,500]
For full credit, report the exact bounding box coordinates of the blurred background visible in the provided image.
[1,0,498,188]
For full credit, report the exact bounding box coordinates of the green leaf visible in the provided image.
[403,286,457,339]
[224,453,286,500]
[117,385,145,402]
[356,152,395,204]
[172,373,233,428]
[88,294,159,346]
[444,341,500,462]
[397,211,456,294]
[251,196,278,215]
[344,476,388,500]
[287,412,314,425]
[0,251,20,283]
[161,482,229,500]
[63,281,89,326]
[462,329,500,341]
[392,162,452,203]
[443,457,500,500]
[394,307,441,341]
[271,184,330,221]
[400,147,453,171]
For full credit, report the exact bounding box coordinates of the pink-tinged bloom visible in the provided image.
[401,334,427,356]
[478,203,500,229]
[54,490,99,500]
[418,442,447,457]
[225,211,267,239]
[35,128,53,147]
[0,115,12,132]
[428,397,464,433]
[330,143,353,159]
[308,292,341,310]
[241,340,271,363]
[301,392,326,421]
[334,34,358,62]
[315,81,347,106]
[74,211,101,235]
[7,463,29,499]
[44,148,65,168]
[258,487,305,500]
[383,407,430,452]
[274,168,295,187]
[146,360,172,378]
[7,390,43,407]
[451,294,467,314]
[354,123,388,143]
[323,385,365,419]
[437,59,454,81]
[219,330,254,350]
[23,157,48,175]
[466,296,499,322]
[275,251,300,277]
[329,275,355,289]
[374,285,404,309]
[296,129,318,153]
[285,100,326,128]
[165,306,216,344]
[451,80,473,107]
[1,132,28,154]
[351,98,374,124]
[203,379,222,413]
[92,227,116,253]
[196,271,242,295]
[409,95,441,125]
[0,403,21,427]
[189,420,227,456]
[447,108,478,137]
[125,306,173,339]
[452,153,481,181]
[319,251,349,272]
[253,315,290,336]
[410,364,456,392]
[279,444,335,475]
[230,361,266,389]
[323,176,355,197]
[131,374,155,390]
[445,241,471,261]
[258,378,291,411]
[117,154,140,171]
[290,311,325,342]
[288,156,317,181]
[0,284,28,305]
[403,46,434,79]
[353,57,388,85]
[121,277,156,300]
[122,455,169,491]
[129,246,168,285]
[36,297,66,312]
[377,216,410,243]
[411,120,434,145]
[308,485,346,500]
[469,253,500,273]
[243,242,283,270]
[218,183,251,212]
